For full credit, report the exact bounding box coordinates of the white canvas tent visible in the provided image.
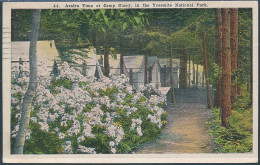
[158,58,180,88]
[187,60,205,87]
[97,54,129,76]
[11,40,59,75]
[147,56,161,88]
[69,48,104,79]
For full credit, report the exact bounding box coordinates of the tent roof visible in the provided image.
[124,55,144,73]
[68,48,103,78]
[97,54,121,75]
[147,56,157,68]
[158,87,171,95]
[11,40,59,66]
[158,58,180,68]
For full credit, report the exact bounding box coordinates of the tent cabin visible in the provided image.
[98,55,145,89]
[187,60,205,87]
[97,55,162,90]
[96,54,129,77]
[68,48,103,79]
[147,56,161,88]
[158,58,180,88]
[11,40,59,75]
[123,55,145,90]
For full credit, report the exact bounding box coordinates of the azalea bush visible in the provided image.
[11,62,167,154]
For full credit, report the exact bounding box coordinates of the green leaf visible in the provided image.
[138,12,144,16]
[103,15,109,26]
[108,21,115,30]
[123,22,128,30]
[119,10,126,17]
[100,9,106,16]
[101,27,106,33]
[134,16,141,24]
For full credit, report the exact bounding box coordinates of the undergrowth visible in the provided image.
[207,94,253,153]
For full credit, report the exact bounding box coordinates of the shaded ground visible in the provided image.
[135,88,215,153]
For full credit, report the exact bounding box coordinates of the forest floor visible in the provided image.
[134,88,215,153]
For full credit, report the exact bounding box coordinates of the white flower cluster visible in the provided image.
[131,118,143,136]
[11,61,167,154]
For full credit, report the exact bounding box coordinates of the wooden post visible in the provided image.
[18,58,23,76]
[144,55,148,85]
[129,69,133,86]
[170,40,175,104]
[82,61,87,76]
[104,33,110,77]
[193,61,195,89]
[148,66,152,83]
[120,35,124,75]
[163,65,166,87]
[196,64,199,89]
[203,30,213,109]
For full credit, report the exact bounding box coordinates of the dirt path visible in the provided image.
[134,88,215,153]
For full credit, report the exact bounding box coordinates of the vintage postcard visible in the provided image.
[2,0,258,163]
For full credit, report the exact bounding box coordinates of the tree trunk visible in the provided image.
[144,55,148,85]
[230,8,238,104]
[203,31,213,109]
[202,67,205,87]
[13,9,41,154]
[221,8,232,127]
[104,33,110,77]
[120,35,124,75]
[170,40,175,103]
[11,10,18,41]
[196,63,199,89]
[179,51,187,88]
[215,8,222,108]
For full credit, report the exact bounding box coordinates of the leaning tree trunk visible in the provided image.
[104,33,110,77]
[215,8,223,108]
[170,40,175,103]
[179,51,187,88]
[230,8,238,104]
[13,9,41,154]
[120,35,124,75]
[203,31,213,109]
[221,8,232,127]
